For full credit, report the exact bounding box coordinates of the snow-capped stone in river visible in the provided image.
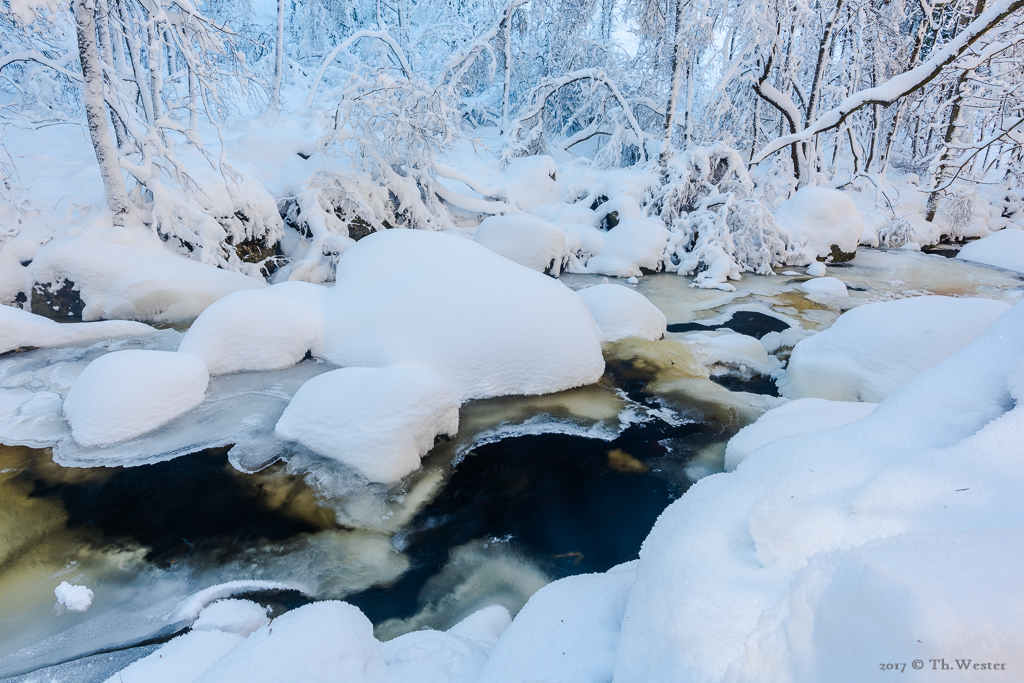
[63,349,209,446]
[576,283,667,342]
[774,187,864,264]
[275,367,460,484]
[472,214,567,274]
[320,229,605,400]
[54,581,93,612]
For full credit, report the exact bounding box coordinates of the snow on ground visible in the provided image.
[54,582,94,613]
[275,367,460,484]
[62,349,209,446]
[779,295,1010,401]
[178,282,327,375]
[321,229,605,400]
[0,305,155,355]
[472,214,567,274]
[955,228,1024,274]
[774,186,864,264]
[576,283,666,342]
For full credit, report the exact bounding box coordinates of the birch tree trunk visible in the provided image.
[268,0,284,117]
[660,0,689,167]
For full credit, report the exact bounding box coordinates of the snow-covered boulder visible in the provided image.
[321,229,605,400]
[275,367,460,484]
[797,276,848,298]
[178,282,327,375]
[577,284,666,342]
[63,350,209,446]
[193,601,386,683]
[955,228,1024,274]
[584,218,670,277]
[0,304,155,355]
[775,187,863,264]
[473,214,567,274]
[725,398,876,470]
[780,295,1009,402]
[192,600,271,637]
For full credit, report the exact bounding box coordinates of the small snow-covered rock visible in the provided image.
[54,581,93,612]
[577,284,666,342]
[780,295,1010,402]
[178,282,327,375]
[798,276,848,298]
[725,398,877,470]
[955,228,1024,274]
[805,262,826,277]
[585,218,670,277]
[192,599,271,637]
[0,304,155,355]
[775,187,863,264]
[473,214,567,274]
[275,367,460,484]
[63,350,209,446]
[321,229,604,401]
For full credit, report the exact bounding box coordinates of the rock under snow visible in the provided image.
[584,218,670,278]
[275,367,460,484]
[805,262,826,277]
[774,187,863,264]
[577,284,667,342]
[54,581,94,612]
[63,349,210,446]
[472,214,567,274]
[178,282,327,375]
[0,304,155,355]
[780,295,1009,402]
[797,276,848,298]
[320,229,605,400]
[955,228,1024,274]
[724,397,877,470]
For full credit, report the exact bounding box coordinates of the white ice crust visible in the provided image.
[0,304,155,355]
[576,283,667,342]
[275,367,460,483]
[63,349,210,446]
[780,295,1010,402]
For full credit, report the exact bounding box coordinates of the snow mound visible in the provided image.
[725,398,876,470]
[178,282,327,375]
[584,217,670,278]
[193,601,386,683]
[797,276,848,298]
[0,304,155,355]
[30,235,264,322]
[192,600,271,637]
[955,228,1024,274]
[63,349,209,446]
[103,630,244,683]
[275,367,460,484]
[780,295,1009,402]
[774,187,863,264]
[577,284,667,342]
[805,262,826,277]
[320,229,605,400]
[54,581,94,612]
[473,214,567,274]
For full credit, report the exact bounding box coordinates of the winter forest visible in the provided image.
[1,0,1024,678]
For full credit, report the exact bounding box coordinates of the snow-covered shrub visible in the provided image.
[877,216,914,248]
[942,185,977,242]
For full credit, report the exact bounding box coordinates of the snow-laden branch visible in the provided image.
[0,51,83,82]
[751,0,1024,164]
[303,30,413,109]
[930,115,1024,192]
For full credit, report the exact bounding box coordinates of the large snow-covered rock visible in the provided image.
[63,349,209,446]
[955,228,1024,274]
[780,295,1009,402]
[178,282,327,375]
[275,367,460,484]
[320,229,605,400]
[774,187,863,264]
[0,304,155,354]
[473,214,567,274]
[577,284,667,342]
[724,398,876,470]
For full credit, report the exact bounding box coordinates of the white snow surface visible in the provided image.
[725,397,877,470]
[191,600,271,637]
[0,304,155,355]
[583,217,670,278]
[62,349,210,446]
[178,282,328,375]
[805,262,827,277]
[54,582,94,612]
[472,214,567,274]
[576,284,667,342]
[774,187,864,263]
[780,295,1010,402]
[275,367,460,484]
[955,228,1024,274]
[320,229,605,400]
[797,276,848,298]
[103,630,245,683]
